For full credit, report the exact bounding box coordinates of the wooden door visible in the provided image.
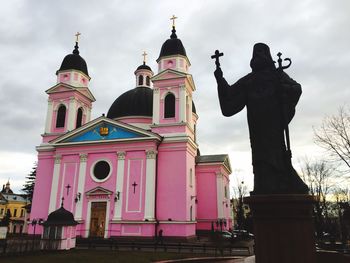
[89,202,107,237]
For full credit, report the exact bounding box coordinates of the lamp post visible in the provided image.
[28,218,43,250]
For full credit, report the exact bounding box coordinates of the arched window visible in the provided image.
[56,105,66,128]
[164,93,175,118]
[76,108,83,128]
[138,75,144,86]
[146,76,150,86]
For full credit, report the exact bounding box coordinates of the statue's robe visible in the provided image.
[216,69,308,194]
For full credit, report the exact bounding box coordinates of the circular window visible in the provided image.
[92,160,111,181]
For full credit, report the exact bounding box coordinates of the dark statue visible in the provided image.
[213,43,308,195]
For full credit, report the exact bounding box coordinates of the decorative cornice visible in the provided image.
[146,149,157,159]
[117,151,126,160]
[80,153,88,162]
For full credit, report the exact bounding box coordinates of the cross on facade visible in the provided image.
[75,32,81,43]
[142,51,147,64]
[132,181,138,194]
[170,15,178,27]
[65,184,71,195]
[211,49,224,68]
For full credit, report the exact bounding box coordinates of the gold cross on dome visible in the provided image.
[170,15,178,27]
[75,32,81,43]
[142,51,148,64]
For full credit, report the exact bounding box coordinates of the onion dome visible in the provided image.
[107,87,153,119]
[43,204,78,226]
[136,62,152,71]
[57,42,89,77]
[157,26,187,61]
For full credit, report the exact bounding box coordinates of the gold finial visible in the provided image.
[142,51,148,64]
[75,32,81,43]
[170,15,178,27]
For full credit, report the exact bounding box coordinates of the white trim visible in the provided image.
[152,88,160,124]
[49,156,61,213]
[125,158,144,213]
[179,85,186,122]
[75,154,88,220]
[121,225,141,236]
[67,97,77,131]
[113,152,126,220]
[86,200,110,238]
[144,150,157,220]
[45,100,53,133]
[90,159,113,183]
[216,172,223,218]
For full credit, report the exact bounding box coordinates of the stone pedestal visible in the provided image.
[244,195,316,263]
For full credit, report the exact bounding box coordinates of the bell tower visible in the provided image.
[151,17,197,140]
[42,33,95,143]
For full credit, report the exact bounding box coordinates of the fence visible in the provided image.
[0,236,61,254]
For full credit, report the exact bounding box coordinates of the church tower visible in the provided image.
[152,17,198,238]
[42,33,95,143]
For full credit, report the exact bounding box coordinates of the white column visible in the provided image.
[144,149,157,220]
[86,107,92,123]
[67,97,77,131]
[49,155,61,213]
[216,172,223,219]
[44,100,53,133]
[152,88,160,124]
[112,151,126,220]
[179,85,186,122]
[75,154,88,221]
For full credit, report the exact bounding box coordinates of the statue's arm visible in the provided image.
[214,68,246,117]
[281,72,302,122]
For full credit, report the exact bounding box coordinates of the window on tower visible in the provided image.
[56,105,66,128]
[76,108,83,128]
[138,75,144,86]
[164,93,175,118]
[146,76,150,86]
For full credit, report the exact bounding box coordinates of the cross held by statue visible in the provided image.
[211,50,224,68]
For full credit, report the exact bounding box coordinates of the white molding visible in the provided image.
[152,88,160,124]
[144,149,157,220]
[85,200,110,238]
[113,151,126,220]
[75,154,88,220]
[90,158,113,183]
[216,172,224,218]
[45,100,53,133]
[67,97,77,131]
[179,84,186,122]
[49,155,61,213]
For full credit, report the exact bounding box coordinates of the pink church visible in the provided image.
[29,24,232,241]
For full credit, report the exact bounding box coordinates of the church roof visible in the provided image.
[196,154,232,173]
[43,205,78,226]
[157,27,187,61]
[57,42,89,77]
[136,63,152,71]
[107,87,154,119]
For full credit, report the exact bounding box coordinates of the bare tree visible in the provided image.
[231,171,248,230]
[314,106,350,174]
[299,158,337,238]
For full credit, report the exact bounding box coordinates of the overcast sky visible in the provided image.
[0,0,349,193]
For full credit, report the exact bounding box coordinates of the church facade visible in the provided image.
[29,24,232,239]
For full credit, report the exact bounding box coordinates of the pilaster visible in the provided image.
[45,100,53,133]
[113,151,126,220]
[74,153,88,220]
[67,97,77,131]
[49,155,61,213]
[144,149,157,220]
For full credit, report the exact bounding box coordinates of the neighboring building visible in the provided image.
[29,23,232,239]
[0,181,30,234]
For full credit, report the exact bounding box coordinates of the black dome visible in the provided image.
[43,206,78,226]
[107,87,197,119]
[107,87,154,119]
[57,43,89,77]
[157,28,187,61]
[136,63,152,71]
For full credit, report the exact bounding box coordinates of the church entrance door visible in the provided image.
[89,202,107,237]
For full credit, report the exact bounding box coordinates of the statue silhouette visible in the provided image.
[213,43,308,195]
